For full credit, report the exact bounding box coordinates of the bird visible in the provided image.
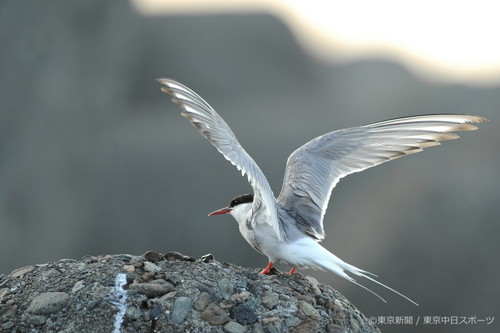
[157,78,487,305]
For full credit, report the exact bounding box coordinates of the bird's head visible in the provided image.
[208,193,254,223]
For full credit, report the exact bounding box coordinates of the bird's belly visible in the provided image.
[238,221,279,257]
[250,232,326,269]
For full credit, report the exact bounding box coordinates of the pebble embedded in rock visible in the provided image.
[230,291,251,303]
[159,291,177,304]
[71,280,85,293]
[9,265,35,278]
[234,279,248,293]
[193,291,210,311]
[224,320,247,333]
[201,303,230,325]
[87,299,101,311]
[244,297,261,310]
[0,288,8,302]
[251,324,265,333]
[1,321,15,330]
[27,292,70,315]
[164,251,195,262]
[143,261,161,273]
[230,304,258,325]
[123,265,135,273]
[171,296,192,324]
[201,253,215,263]
[144,251,163,262]
[266,321,282,333]
[218,278,234,300]
[1,304,17,317]
[150,303,163,321]
[304,276,322,295]
[128,280,173,298]
[290,319,318,333]
[298,301,320,320]
[28,315,47,326]
[261,291,279,309]
[284,316,301,327]
[41,269,60,280]
[125,306,142,320]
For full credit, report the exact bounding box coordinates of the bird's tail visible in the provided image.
[311,246,418,306]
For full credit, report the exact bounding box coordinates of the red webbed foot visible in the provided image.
[259,262,273,274]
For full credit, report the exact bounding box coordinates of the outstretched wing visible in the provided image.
[277,114,487,240]
[157,78,286,241]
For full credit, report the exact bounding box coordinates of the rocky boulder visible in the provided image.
[0,252,380,332]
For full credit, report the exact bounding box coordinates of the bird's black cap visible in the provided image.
[229,194,254,207]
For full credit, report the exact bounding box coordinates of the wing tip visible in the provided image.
[467,115,489,123]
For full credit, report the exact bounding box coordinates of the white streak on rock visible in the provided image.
[109,273,128,333]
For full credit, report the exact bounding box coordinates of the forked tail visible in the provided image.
[313,250,419,306]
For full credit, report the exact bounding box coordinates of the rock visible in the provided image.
[304,276,322,295]
[193,291,210,311]
[128,280,173,298]
[9,265,35,278]
[71,280,85,293]
[244,297,261,310]
[230,291,251,303]
[224,320,247,333]
[150,303,163,320]
[144,251,163,262]
[0,252,380,332]
[201,303,230,325]
[1,321,15,330]
[230,304,258,325]
[298,301,320,320]
[261,291,279,309]
[123,264,135,273]
[27,315,47,326]
[251,325,265,333]
[171,296,192,324]
[125,306,142,320]
[27,292,70,315]
[159,291,177,303]
[41,268,60,280]
[284,316,301,327]
[143,261,161,273]
[218,277,234,299]
[87,299,101,311]
[266,321,283,333]
[164,251,195,262]
[201,253,215,263]
[0,304,17,317]
[0,288,8,302]
[290,319,318,333]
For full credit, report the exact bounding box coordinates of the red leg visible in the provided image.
[259,262,273,274]
[287,267,296,275]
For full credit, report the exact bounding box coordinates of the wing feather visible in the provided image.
[277,114,487,240]
[157,79,286,241]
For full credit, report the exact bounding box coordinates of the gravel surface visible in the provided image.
[0,251,380,332]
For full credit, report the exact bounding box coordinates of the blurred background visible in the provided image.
[1,1,499,332]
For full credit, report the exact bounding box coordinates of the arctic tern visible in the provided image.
[157,78,487,305]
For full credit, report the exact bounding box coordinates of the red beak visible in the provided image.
[207,207,232,216]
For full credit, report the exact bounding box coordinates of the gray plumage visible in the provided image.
[277,114,485,240]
